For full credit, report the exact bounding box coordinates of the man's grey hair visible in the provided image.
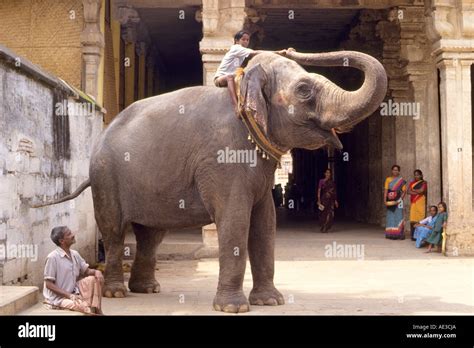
[51,226,69,246]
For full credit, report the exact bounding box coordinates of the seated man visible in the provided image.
[413,205,438,248]
[43,226,104,315]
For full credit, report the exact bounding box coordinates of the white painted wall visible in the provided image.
[0,51,103,288]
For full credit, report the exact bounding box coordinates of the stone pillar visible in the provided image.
[400,4,442,216]
[411,73,441,205]
[377,4,443,231]
[137,41,147,100]
[199,0,246,86]
[146,55,155,97]
[201,50,226,86]
[437,58,473,255]
[81,0,105,100]
[427,0,474,255]
[118,7,140,108]
[195,0,247,258]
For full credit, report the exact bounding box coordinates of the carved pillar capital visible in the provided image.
[118,7,140,44]
[81,0,104,100]
[426,0,474,59]
[200,0,246,40]
[81,0,105,48]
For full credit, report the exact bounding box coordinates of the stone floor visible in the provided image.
[19,209,474,315]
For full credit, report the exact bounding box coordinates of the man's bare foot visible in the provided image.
[91,307,104,315]
[234,106,241,118]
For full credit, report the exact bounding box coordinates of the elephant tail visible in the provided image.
[30,178,91,208]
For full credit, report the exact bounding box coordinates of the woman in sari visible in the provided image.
[408,169,428,241]
[317,168,338,233]
[425,202,448,253]
[384,165,407,240]
[413,205,438,248]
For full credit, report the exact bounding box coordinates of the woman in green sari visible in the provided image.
[425,202,448,253]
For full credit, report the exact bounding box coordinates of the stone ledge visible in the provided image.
[194,246,219,259]
[0,286,39,315]
[0,44,105,112]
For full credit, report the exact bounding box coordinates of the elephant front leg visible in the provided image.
[248,192,284,306]
[213,208,252,313]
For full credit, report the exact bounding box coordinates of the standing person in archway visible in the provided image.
[408,169,428,241]
[384,164,407,240]
[317,168,338,233]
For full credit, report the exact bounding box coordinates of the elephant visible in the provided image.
[33,49,387,313]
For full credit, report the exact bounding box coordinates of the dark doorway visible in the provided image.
[255,7,385,225]
[137,6,203,93]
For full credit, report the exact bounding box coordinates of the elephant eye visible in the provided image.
[294,80,314,100]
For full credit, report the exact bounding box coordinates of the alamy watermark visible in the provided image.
[380,100,420,120]
[217,147,257,167]
[18,322,55,341]
[55,100,96,117]
[324,241,365,260]
[0,243,38,262]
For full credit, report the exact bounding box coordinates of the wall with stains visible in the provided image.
[0,45,103,288]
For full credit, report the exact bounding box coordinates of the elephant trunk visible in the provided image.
[284,50,388,131]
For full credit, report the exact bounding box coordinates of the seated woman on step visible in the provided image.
[413,205,438,248]
[425,202,448,253]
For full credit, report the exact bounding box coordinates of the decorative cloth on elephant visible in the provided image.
[235,64,286,163]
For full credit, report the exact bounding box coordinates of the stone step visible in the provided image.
[122,228,206,261]
[0,286,39,315]
[18,301,84,315]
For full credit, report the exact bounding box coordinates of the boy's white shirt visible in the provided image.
[214,44,253,78]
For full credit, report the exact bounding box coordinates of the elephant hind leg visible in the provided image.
[92,176,128,298]
[128,223,166,294]
[97,215,128,298]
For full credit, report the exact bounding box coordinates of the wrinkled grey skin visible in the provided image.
[36,51,387,313]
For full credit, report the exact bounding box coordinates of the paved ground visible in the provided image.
[20,209,474,315]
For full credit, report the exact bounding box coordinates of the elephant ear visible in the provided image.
[239,63,269,135]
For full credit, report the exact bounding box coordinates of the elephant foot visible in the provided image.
[103,281,127,298]
[213,291,250,313]
[128,277,160,294]
[249,286,285,306]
